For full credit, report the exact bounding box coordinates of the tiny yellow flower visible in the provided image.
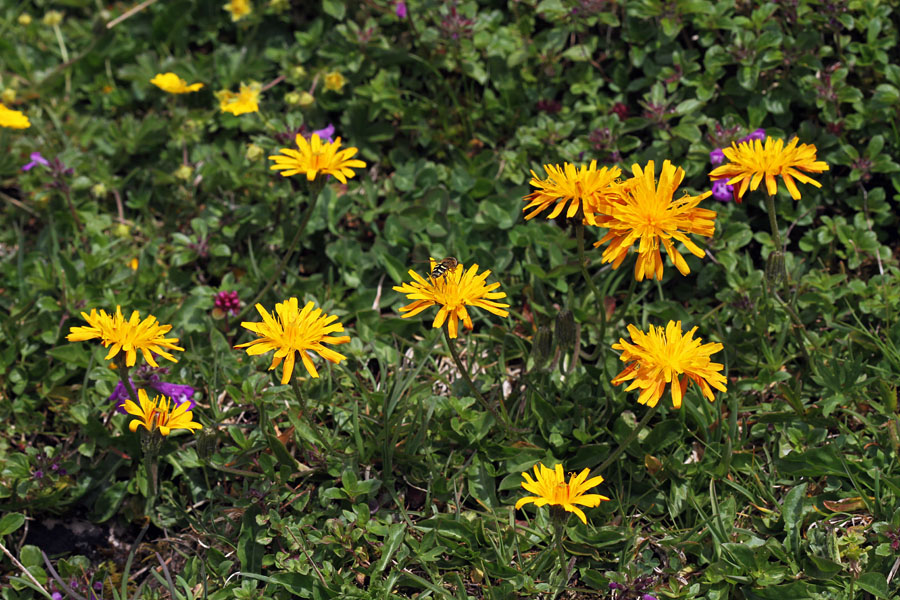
[1,89,16,104]
[42,10,63,26]
[392,260,510,339]
[215,83,261,115]
[66,306,184,367]
[91,182,108,199]
[128,257,139,270]
[124,389,201,436]
[235,298,351,383]
[245,143,264,161]
[0,103,30,129]
[612,320,727,409]
[174,164,194,181]
[592,160,716,282]
[708,136,829,202]
[324,71,346,92]
[150,72,204,94]
[223,0,252,21]
[515,463,610,525]
[18,13,32,26]
[268,134,366,183]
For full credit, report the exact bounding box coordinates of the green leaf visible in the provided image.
[856,572,889,598]
[0,512,25,536]
[321,0,345,20]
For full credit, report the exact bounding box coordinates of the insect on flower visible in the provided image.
[430,257,459,280]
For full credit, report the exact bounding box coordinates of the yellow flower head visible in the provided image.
[0,103,30,129]
[215,82,261,115]
[128,257,139,270]
[124,389,201,436]
[268,133,366,184]
[235,298,351,384]
[223,0,252,21]
[708,136,829,202]
[150,72,204,94]
[18,13,32,26]
[611,320,727,409]
[592,160,716,282]
[324,71,346,91]
[523,161,622,223]
[515,463,610,525]
[392,260,510,339]
[66,306,184,367]
[42,10,63,26]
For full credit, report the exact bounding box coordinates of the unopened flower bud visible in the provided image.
[18,13,32,26]
[113,223,130,238]
[298,91,314,107]
[531,326,553,368]
[555,309,576,350]
[42,10,64,26]
[285,91,302,105]
[290,65,306,79]
[765,250,785,288]
[90,182,108,198]
[1,89,16,104]
[245,143,264,161]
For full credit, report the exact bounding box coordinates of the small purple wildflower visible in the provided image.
[214,290,241,316]
[52,593,63,600]
[94,582,103,592]
[712,179,734,202]
[22,152,50,171]
[311,123,335,143]
[33,469,44,480]
[709,148,725,165]
[108,365,195,414]
[641,595,658,600]
[395,1,407,18]
[744,128,766,142]
[609,582,625,590]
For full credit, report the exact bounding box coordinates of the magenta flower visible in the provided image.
[709,148,725,165]
[395,1,407,18]
[311,123,335,143]
[22,152,50,171]
[744,128,766,142]
[214,290,241,316]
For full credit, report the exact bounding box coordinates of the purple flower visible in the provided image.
[108,367,196,414]
[609,582,625,590]
[641,595,658,600]
[745,128,766,142]
[711,179,734,202]
[395,1,407,18]
[22,152,50,171]
[214,290,241,316]
[709,148,725,165]
[33,469,44,480]
[311,123,335,144]
[52,593,63,600]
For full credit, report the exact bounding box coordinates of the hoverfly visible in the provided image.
[429,256,459,281]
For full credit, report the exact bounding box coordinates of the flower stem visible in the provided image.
[442,328,509,430]
[236,179,325,322]
[590,402,659,478]
[290,376,307,417]
[550,509,570,599]
[763,194,787,286]
[140,430,162,518]
[113,355,139,404]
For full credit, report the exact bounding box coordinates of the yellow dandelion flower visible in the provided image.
[392,260,510,339]
[523,161,622,223]
[223,0,252,21]
[611,320,727,409]
[235,298,351,383]
[324,71,346,91]
[268,133,366,184]
[128,257,139,270]
[66,306,184,367]
[708,136,829,202]
[215,82,260,115]
[592,160,716,282]
[124,389,201,436]
[515,463,610,525]
[0,103,30,129]
[150,72,204,94]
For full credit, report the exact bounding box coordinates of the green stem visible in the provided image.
[140,430,162,517]
[590,403,659,478]
[442,328,509,430]
[763,194,783,250]
[290,376,307,417]
[113,355,139,404]
[236,179,325,322]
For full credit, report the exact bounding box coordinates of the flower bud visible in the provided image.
[284,91,302,105]
[90,182,108,198]
[555,309,576,350]
[298,91,314,107]
[113,223,131,238]
[245,143,264,161]
[1,89,16,104]
[174,164,194,181]
[531,326,553,368]
[765,250,786,288]
[18,13,32,26]
[42,10,64,26]
[289,65,306,79]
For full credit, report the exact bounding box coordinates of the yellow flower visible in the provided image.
[0,103,30,129]
[611,320,727,409]
[128,257,139,270]
[392,260,510,339]
[223,0,252,21]
[124,389,201,436]
[708,136,829,202]
[268,134,366,183]
[18,13,32,26]
[66,306,184,367]
[592,160,716,281]
[1,89,15,104]
[235,298,351,383]
[174,164,194,181]
[215,82,261,115]
[523,161,622,223]
[298,91,315,107]
[515,463,609,525]
[324,71,346,91]
[42,10,63,26]
[150,72,204,94]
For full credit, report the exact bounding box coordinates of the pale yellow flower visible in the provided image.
[324,71,346,92]
[215,83,261,115]
[223,0,252,21]
[150,72,204,94]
